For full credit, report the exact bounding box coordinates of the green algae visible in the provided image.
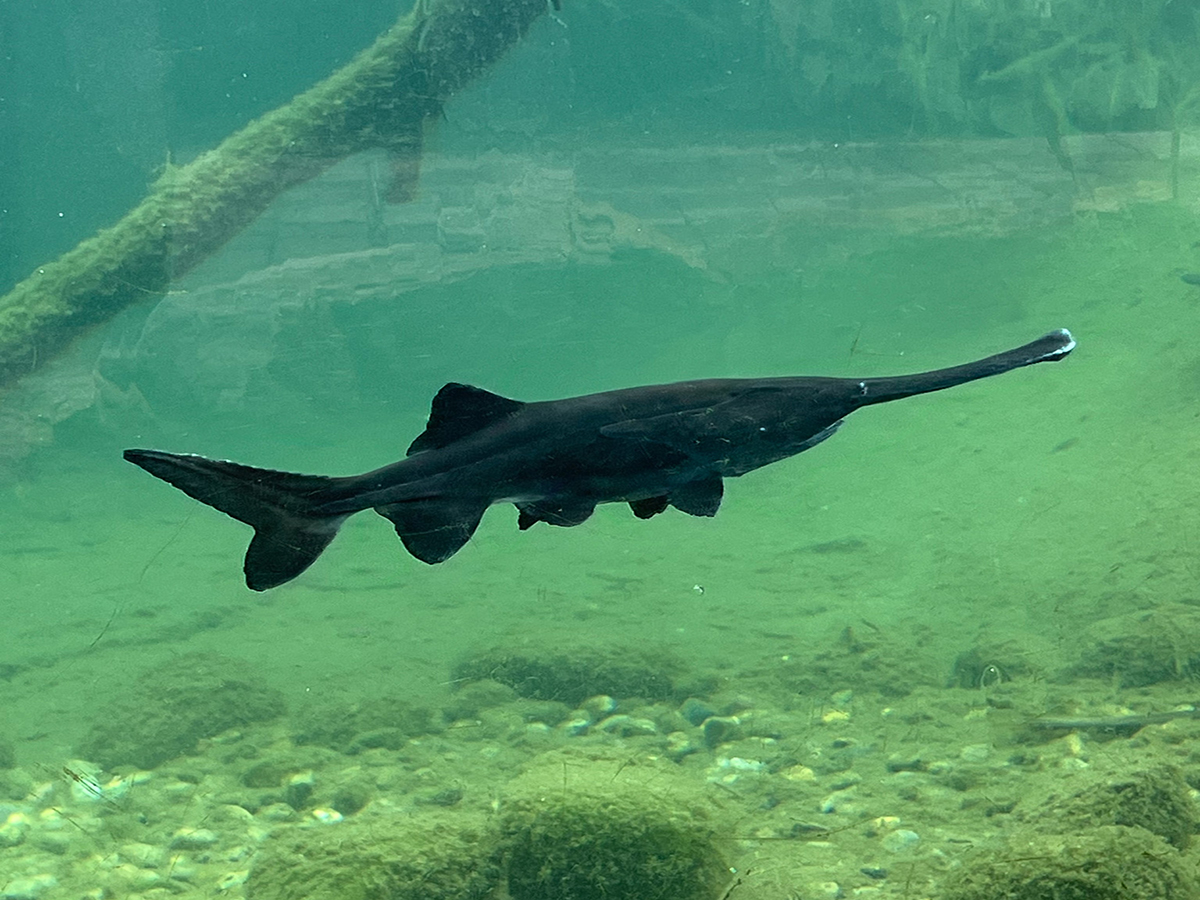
[499,752,732,900]
[944,825,1200,900]
[246,810,503,900]
[451,646,689,707]
[77,653,285,770]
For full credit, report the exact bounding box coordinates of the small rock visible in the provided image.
[558,716,590,737]
[881,829,920,854]
[216,870,250,892]
[1,874,57,900]
[581,695,617,720]
[168,858,199,882]
[29,831,70,855]
[665,731,699,761]
[679,697,716,726]
[0,812,29,848]
[960,743,991,762]
[284,770,314,809]
[257,803,297,822]
[701,715,742,748]
[120,841,165,868]
[885,753,925,773]
[424,787,464,807]
[597,715,657,737]
[828,773,862,791]
[170,827,218,850]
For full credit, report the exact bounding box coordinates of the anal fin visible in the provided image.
[629,496,669,519]
[375,499,487,564]
[671,474,723,517]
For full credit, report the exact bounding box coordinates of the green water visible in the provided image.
[5,1,1200,898]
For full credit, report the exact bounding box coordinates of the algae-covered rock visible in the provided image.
[452,646,683,707]
[499,751,731,900]
[77,654,285,770]
[1070,604,1200,687]
[1019,762,1198,850]
[943,825,1197,900]
[292,694,438,753]
[245,811,501,900]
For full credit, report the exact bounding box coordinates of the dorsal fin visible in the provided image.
[407,383,524,455]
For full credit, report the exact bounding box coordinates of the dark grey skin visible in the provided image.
[124,328,1074,590]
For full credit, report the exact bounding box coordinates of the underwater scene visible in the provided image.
[4,0,1200,897]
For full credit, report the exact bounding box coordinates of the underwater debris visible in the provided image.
[0,0,554,394]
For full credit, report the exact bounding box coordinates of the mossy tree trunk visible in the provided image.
[0,0,553,390]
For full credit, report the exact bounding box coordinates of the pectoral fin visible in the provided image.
[516,499,596,530]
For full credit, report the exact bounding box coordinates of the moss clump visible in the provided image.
[291,694,439,753]
[245,811,501,900]
[1070,604,1200,687]
[1020,763,1198,850]
[943,825,1197,900]
[451,647,683,707]
[499,752,731,900]
[77,653,285,770]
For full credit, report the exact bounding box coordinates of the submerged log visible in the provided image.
[0,0,553,391]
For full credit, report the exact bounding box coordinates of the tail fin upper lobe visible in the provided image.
[123,449,346,591]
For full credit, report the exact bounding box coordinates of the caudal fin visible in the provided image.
[123,449,346,591]
[858,328,1075,404]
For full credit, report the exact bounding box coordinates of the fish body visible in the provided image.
[125,329,1075,590]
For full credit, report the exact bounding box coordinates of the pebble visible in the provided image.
[819,792,849,814]
[258,803,298,822]
[284,770,315,809]
[0,874,57,900]
[665,731,699,761]
[0,812,29,848]
[828,773,861,791]
[109,864,161,892]
[701,715,742,747]
[121,841,166,868]
[216,870,250,892]
[960,743,991,762]
[707,757,766,785]
[597,715,658,737]
[168,856,199,882]
[581,695,617,720]
[170,828,219,850]
[782,765,816,782]
[558,716,590,737]
[885,753,924,773]
[29,831,70,855]
[881,829,920,854]
[679,697,716,726]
